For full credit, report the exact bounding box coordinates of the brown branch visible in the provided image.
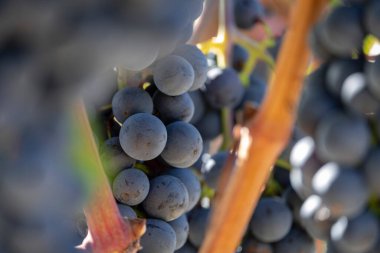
[74,99,145,253]
[199,1,328,253]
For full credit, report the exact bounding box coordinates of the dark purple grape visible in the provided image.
[232,44,249,72]
[309,23,332,62]
[331,212,379,253]
[143,175,189,221]
[366,57,380,100]
[161,121,203,168]
[290,137,323,199]
[298,67,337,136]
[119,113,167,161]
[363,149,380,196]
[326,58,363,95]
[140,219,177,253]
[273,226,315,253]
[249,198,292,243]
[111,87,153,123]
[204,67,244,109]
[189,90,206,124]
[315,111,370,166]
[194,109,221,141]
[299,195,335,240]
[100,137,136,178]
[364,0,380,39]
[166,168,201,211]
[153,91,195,124]
[237,77,267,108]
[153,55,194,96]
[168,215,189,250]
[234,0,264,29]
[175,242,197,253]
[187,207,210,248]
[282,188,303,229]
[202,151,229,189]
[320,6,365,57]
[117,204,137,219]
[174,44,208,91]
[341,72,379,115]
[312,163,369,218]
[112,168,150,206]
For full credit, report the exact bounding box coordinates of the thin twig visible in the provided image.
[199,1,328,252]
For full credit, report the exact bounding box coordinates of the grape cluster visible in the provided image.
[71,1,222,252]
[292,0,380,252]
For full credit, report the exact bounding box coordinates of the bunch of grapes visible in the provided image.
[292,0,380,252]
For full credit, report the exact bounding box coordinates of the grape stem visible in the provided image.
[74,99,145,253]
[199,1,328,253]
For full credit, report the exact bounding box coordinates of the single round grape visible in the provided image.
[363,149,380,196]
[194,109,221,140]
[99,137,136,178]
[366,57,380,100]
[331,212,379,253]
[189,90,206,124]
[166,168,201,211]
[273,166,290,189]
[309,23,331,62]
[232,44,249,72]
[119,113,167,161]
[326,58,363,95]
[250,198,293,243]
[289,167,313,200]
[143,175,189,221]
[111,87,153,123]
[283,187,303,224]
[153,91,194,123]
[312,163,369,218]
[315,111,370,166]
[237,77,267,108]
[175,242,197,253]
[298,67,337,136]
[117,204,137,219]
[161,122,203,168]
[112,168,150,206]
[341,72,379,115]
[188,207,210,248]
[289,137,322,199]
[320,6,364,57]
[273,226,315,253]
[300,195,335,240]
[234,0,264,29]
[140,219,177,253]
[168,215,189,250]
[204,68,244,108]
[203,151,229,189]
[365,0,380,39]
[174,45,208,91]
[153,55,194,96]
